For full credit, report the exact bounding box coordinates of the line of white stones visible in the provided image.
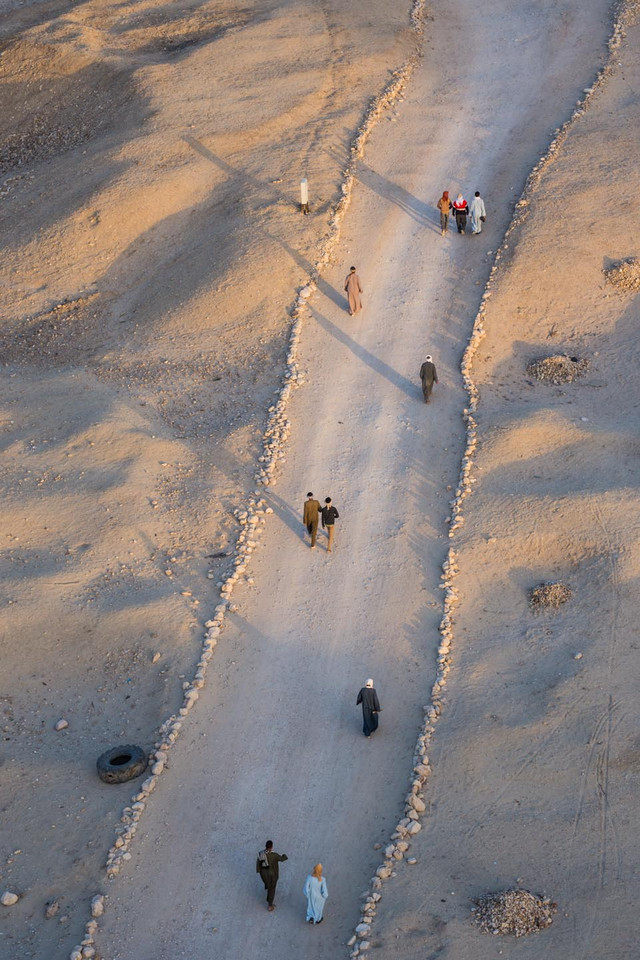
[344,1,635,955]
[70,5,428,960]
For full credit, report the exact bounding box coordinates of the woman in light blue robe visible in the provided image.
[303,864,328,923]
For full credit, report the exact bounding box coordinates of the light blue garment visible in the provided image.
[469,195,486,234]
[303,874,328,922]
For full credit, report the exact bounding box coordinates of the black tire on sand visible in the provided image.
[97,744,148,784]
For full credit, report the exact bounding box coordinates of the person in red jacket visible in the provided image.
[452,193,469,234]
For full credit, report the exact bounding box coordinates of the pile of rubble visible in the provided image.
[529,581,572,609]
[527,354,589,384]
[472,888,557,937]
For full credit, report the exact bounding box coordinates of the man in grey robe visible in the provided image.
[419,354,438,403]
[356,679,381,737]
[344,266,363,315]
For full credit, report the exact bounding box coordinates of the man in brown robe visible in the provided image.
[419,354,438,403]
[303,492,321,549]
[344,266,363,315]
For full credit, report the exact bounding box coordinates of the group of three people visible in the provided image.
[437,190,486,235]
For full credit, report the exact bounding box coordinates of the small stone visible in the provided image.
[152,652,161,663]
[407,857,418,865]
[1,891,19,906]
[355,922,370,936]
[407,821,422,835]
[55,719,69,731]
[45,898,60,919]
[574,652,583,660]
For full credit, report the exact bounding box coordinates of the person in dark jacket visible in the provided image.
[256,840,288,911]
[452,194,469,233]
[303,492,321,549]
[419,355,438,403]
[356,679,381,737]
[321,497,339,553]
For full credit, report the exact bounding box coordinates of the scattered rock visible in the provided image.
[1,891,19,906]
[152,652,161,663]
[527,354,589,384]
[45,898,60,918]
[55,718,69,731]
[473,888,557,937]
[529,581,572,610]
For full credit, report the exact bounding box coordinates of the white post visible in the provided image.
[300,178,309,214]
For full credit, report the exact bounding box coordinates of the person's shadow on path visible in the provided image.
[310,306,419,399]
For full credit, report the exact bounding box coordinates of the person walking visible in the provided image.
[303,492,321,549]
[303,864,328,924]
[256,840,288,912]
[344,266,363,316]
[419,354,439,404]
[436,190,452,235]
[356,678,382,737]
[321,497,339,553]
[452,194,469,234]
[469,190,486,234]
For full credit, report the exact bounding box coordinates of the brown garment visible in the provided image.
[344,272,363,315]
[436,196,452,215]
[303,498,321,547]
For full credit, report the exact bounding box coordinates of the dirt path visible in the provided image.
[96,0,614,957]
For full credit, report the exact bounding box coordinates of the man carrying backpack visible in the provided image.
[256,840,288,912]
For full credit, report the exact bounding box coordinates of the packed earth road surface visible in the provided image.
[95,0,616,957]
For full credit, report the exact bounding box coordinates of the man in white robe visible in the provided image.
[469,191,486,234]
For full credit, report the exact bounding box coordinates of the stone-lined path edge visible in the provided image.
[343,1,635,955]
[67,2,428,958]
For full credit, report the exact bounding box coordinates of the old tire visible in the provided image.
[97,745,147,784]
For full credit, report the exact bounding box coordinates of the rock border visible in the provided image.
[345,0,635,955]
[73,3,428,958]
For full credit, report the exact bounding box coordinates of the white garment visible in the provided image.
[469,195,486,233]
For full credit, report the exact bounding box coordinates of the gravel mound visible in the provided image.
[529,581,572,609]
[527,354,589,384]
[604,257,640,292]
[472,889,557,937]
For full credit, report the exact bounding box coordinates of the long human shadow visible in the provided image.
[310,306,418,399]
[263,230,346,310]
[183,136,347,310]
[325,145,440,233]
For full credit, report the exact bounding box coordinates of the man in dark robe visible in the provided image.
[303,492,321,549]
[419,354,438,403]
[256,840,288,911]
[356,679,381,737]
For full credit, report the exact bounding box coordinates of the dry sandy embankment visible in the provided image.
[374,4,640,959]
[0,1,415,956]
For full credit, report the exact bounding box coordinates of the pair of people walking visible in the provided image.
[256,842,328,923]
[437,190,486,234]
[303,493,339,552]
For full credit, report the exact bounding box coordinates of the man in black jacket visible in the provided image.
[321,497,340,553]
[256,840,288,911]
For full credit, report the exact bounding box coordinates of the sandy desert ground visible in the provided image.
[1,0,638,957]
